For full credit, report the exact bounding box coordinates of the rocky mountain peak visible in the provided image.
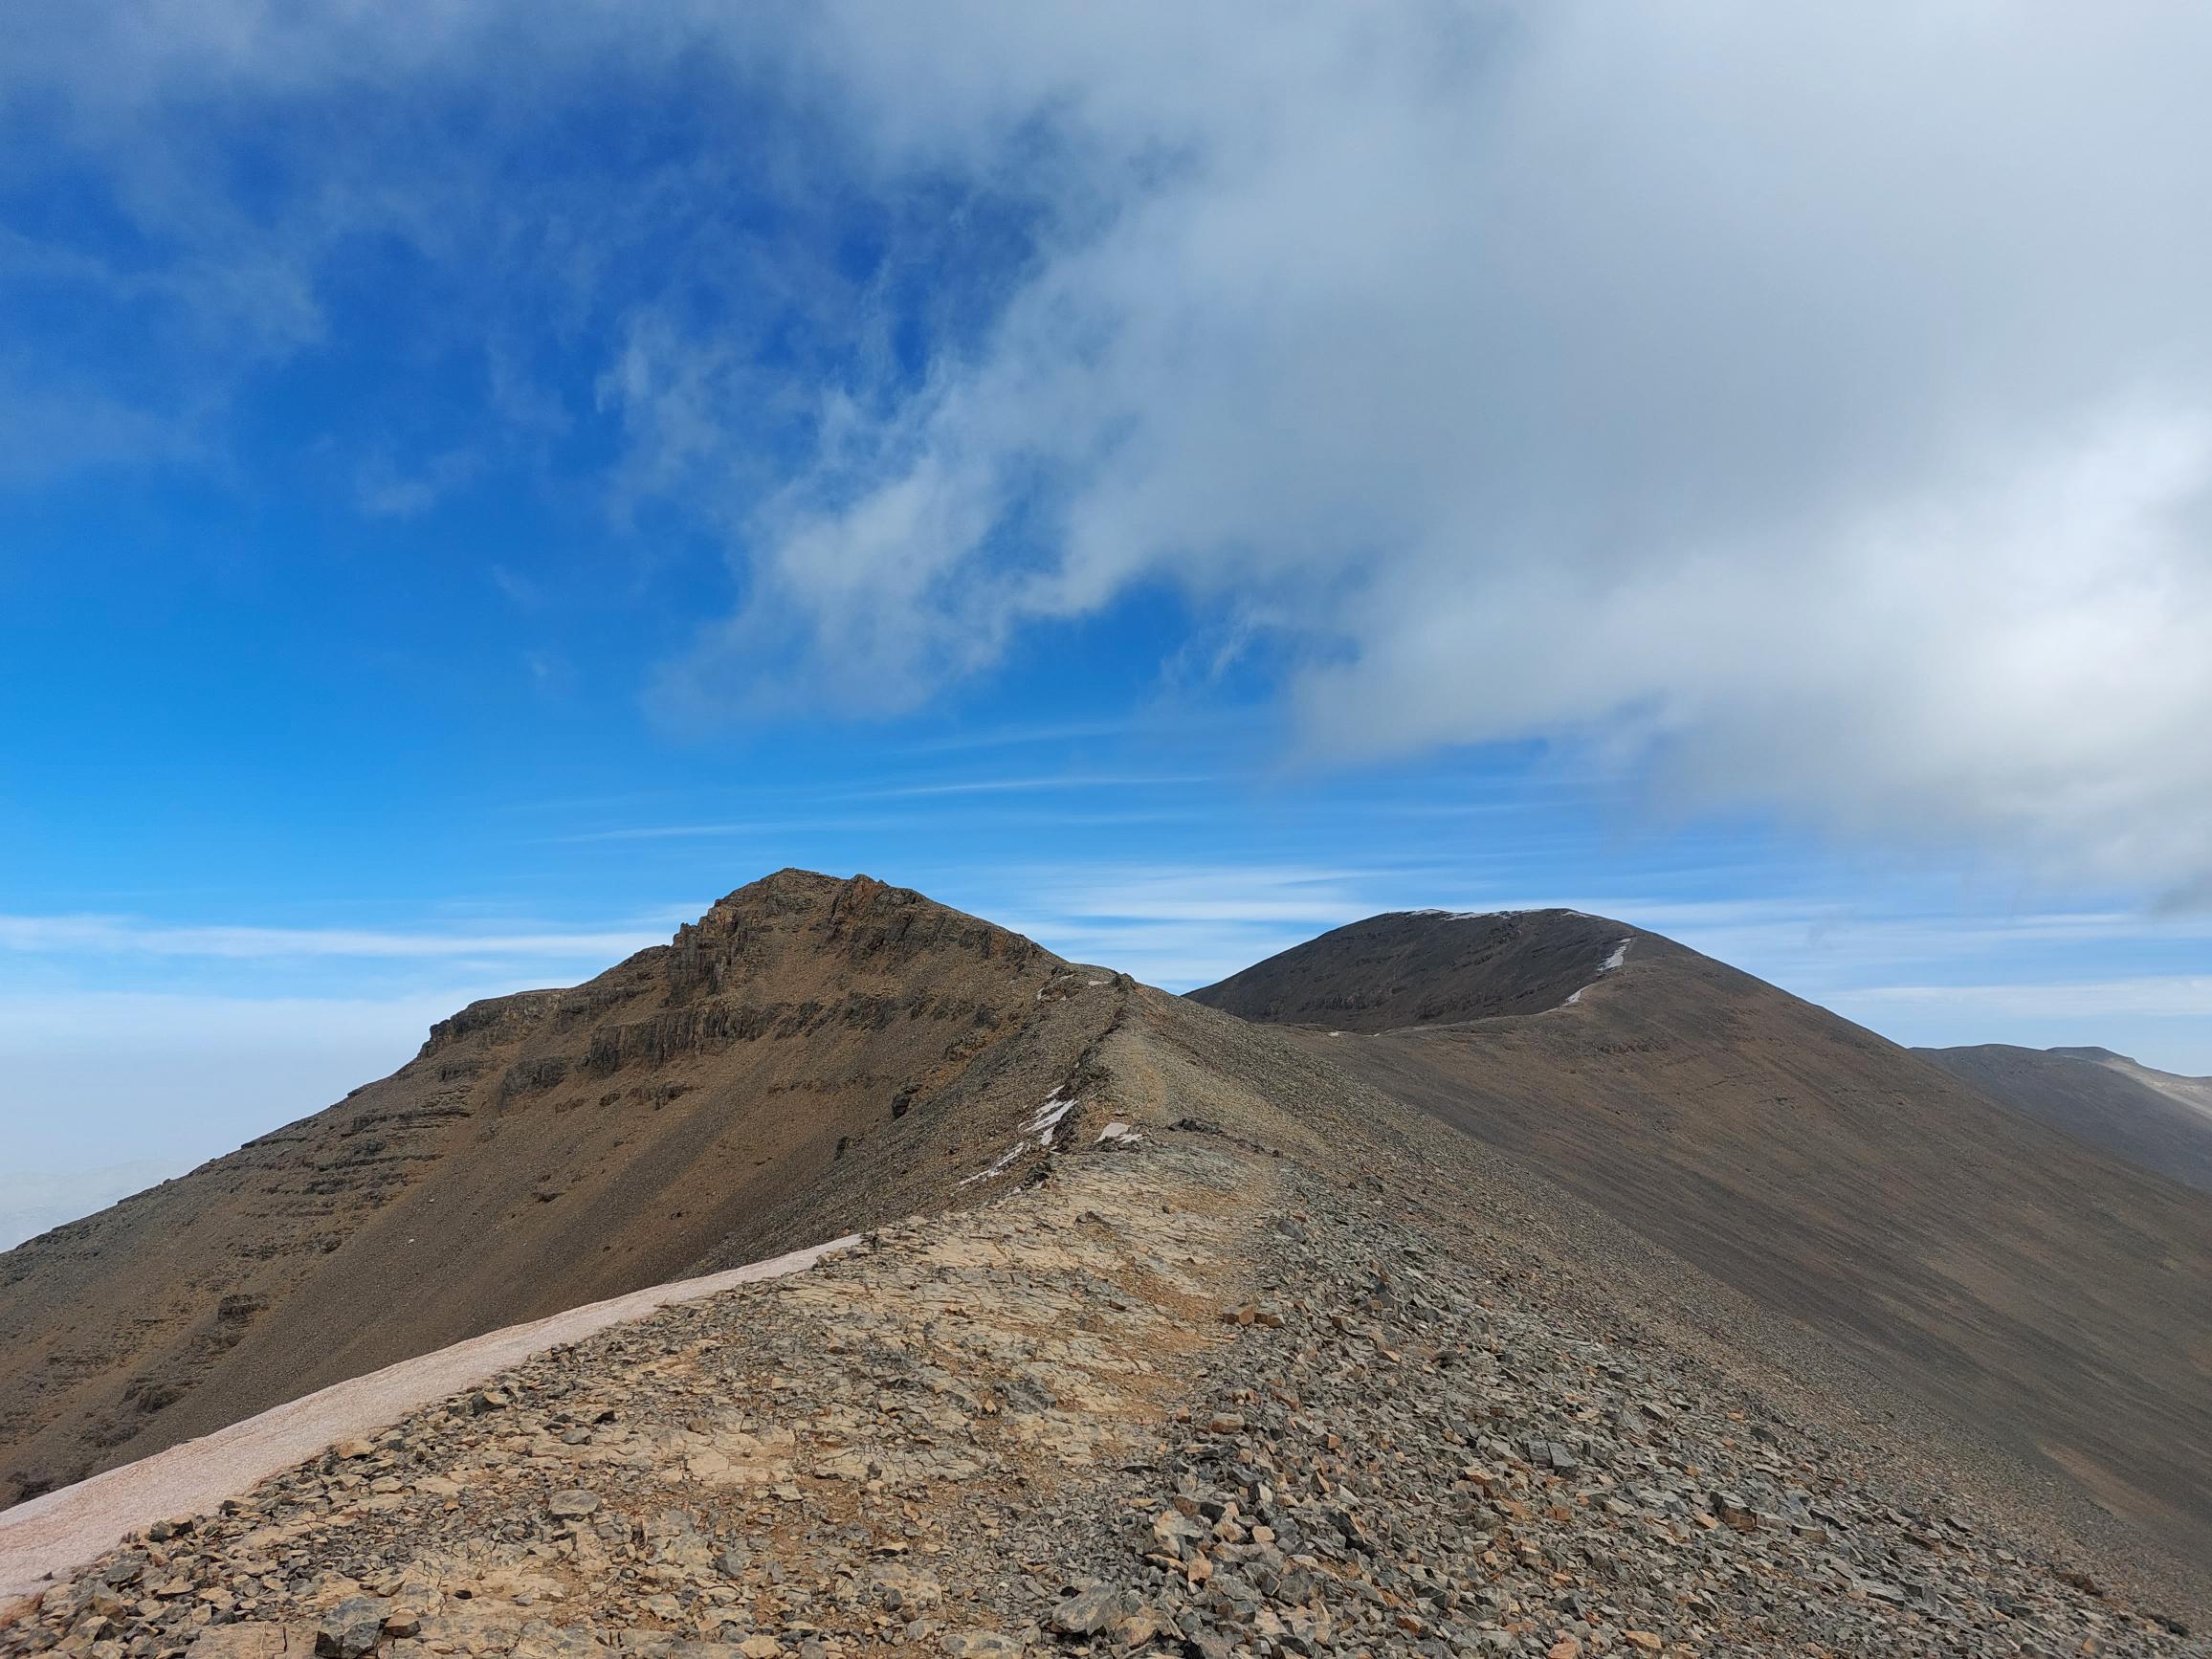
[678,870,1051,983]
[0,872,1105,1514]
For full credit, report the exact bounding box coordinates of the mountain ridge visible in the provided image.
[1916,1041,2212,1194]
[5,999,2207,1655]
[1187,907,1643,1032]
[1192,908,2212,1560]
[5,876,2209,1649]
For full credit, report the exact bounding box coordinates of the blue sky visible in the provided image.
[5,2,2212,1245]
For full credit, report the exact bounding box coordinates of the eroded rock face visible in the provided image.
[3,1129,2201,1659]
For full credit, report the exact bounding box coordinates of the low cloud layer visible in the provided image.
[11,1,2212,892]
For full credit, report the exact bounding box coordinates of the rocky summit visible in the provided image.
[0,874,1123,1510]
[3,876,2209,1658]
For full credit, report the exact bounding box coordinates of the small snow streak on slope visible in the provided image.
[961,1086,1080,1184]
[1555,939,1632,1012]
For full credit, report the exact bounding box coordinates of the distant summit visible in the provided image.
[1193,903,2212,1559]
[1188,907,1643,1031]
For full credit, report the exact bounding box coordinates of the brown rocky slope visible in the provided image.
[1917,1044,2212,1195]
[7,879,2211,1657]
[1191,911,2212,1569]
[0,873,1126,1509]
[3,988,2206,1658]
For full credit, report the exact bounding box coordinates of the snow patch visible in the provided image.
[1025,1087,1077,1140]
[956,1143,1027,1187]
[959,1087,1082,1184]
[1096,1120,1142,1147]
[1550,938,1632,1012]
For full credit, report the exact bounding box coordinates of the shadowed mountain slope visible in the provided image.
[1920,1043,2212,1194]
[1192,911,2212,1558]
[0,872,1124,1508]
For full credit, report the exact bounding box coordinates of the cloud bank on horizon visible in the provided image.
[9,1,2212,896]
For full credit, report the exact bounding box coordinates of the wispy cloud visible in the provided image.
[543,773,1219,845]
[556,825,755,843]
[898,719,1154,754]
[978,861,1390,987]
[555,807,1199,844]
[354,448,481,519]
[836,774,1214,801]
[1037,864,1380,927]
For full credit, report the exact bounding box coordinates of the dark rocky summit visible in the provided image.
[1188,911,1636,1033]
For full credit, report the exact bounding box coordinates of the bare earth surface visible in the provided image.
[4,878,2208,1658]
[4,1099,2203,1657]
[1196,912,2212,1566]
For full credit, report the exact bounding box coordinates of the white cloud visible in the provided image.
[12,1,2212,892]
[669,1,2212,896]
